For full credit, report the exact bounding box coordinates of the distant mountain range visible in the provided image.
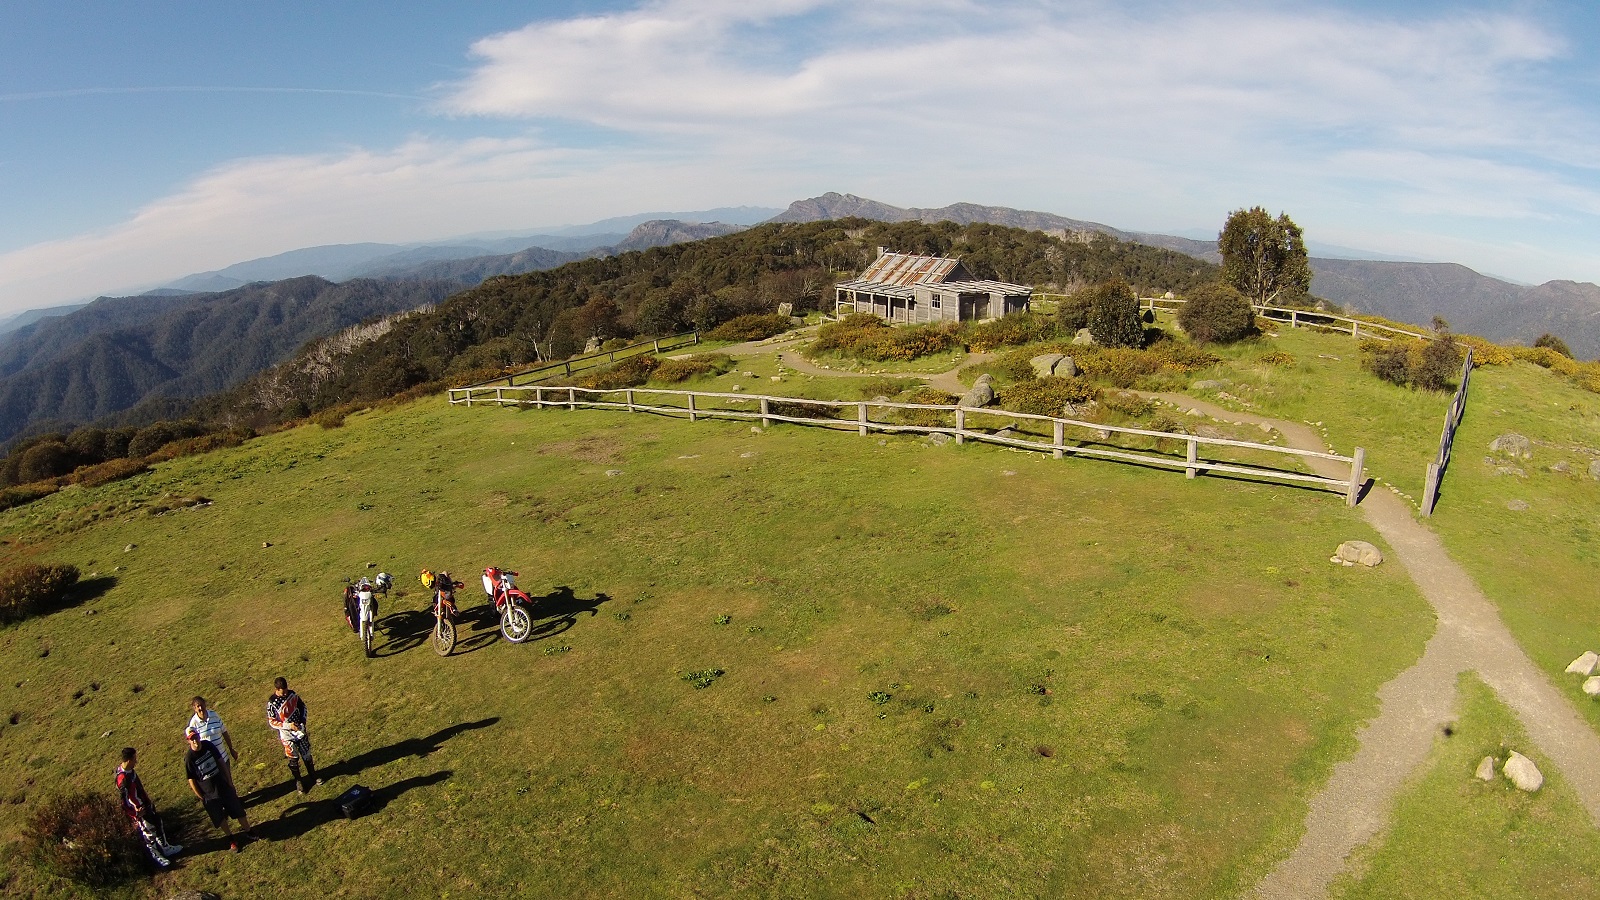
[771,193,1600,359]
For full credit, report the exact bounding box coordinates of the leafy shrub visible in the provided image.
[1177,283,1257,344]
[857,376,918,398]
[706,313,793,342]
[894,388,958,428]
[1085,279,1144,349]
[808,317,959,362]
[576,354,660,389]
[312,407,348,429]
[965,312,1065,353]
[1533,333,1573,357]
[26,791,148,886]
[1363,343,1413,387]
[145,427,253,463]
[1512,345,1575,372]
[1074,347,1165,388]
[0,563,81,625]
[769,399,842,420]
[1000,377,1102,417]
[1412,336,1464,392]
[984,349,1044,383]
[1454,334,1512,366]
[1102,392,1156,417]
[74,458,148,489]
[1146,342,1221,373]
[1056,289,1095,332]
[0,482,59,513]
[1258,350,1296,367]
[650,353,733,383]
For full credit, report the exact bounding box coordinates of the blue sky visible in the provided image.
[3,0,1600,311]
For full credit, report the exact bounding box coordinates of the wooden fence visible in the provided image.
[455,331,701,390]
[1135,297,1433,341]
[447,384,1367,505]
[1421,346,1475,516]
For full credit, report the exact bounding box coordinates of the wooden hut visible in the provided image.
[834,250,1031,323]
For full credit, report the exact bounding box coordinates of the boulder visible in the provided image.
[1031,353,1065,377]
[1062,400,1098,418]
[975,373,995,386]
[1053,356,1079,377]
[1489,433,1532,459]
[1503,751,1543,792]
[1335,540,1383,567]
[928,433,952,446]
[1585,677,1600,697]
[1072,328,1096,346]
[1474,756,1496,781]
[583,337,602,354]
[1552,460,1570,474]
[1192,379,1227,390]
[958,382,995,408]
[1566,651,1599,676]
[777,302,793,316]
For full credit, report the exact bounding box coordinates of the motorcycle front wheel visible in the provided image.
[501,604,533,643]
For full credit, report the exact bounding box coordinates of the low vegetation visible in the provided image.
[24,792,148,887]
[0,562,80,625]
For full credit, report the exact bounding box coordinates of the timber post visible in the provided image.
[760,397,771,429]
[857,402,868,436]
[626,389,635,413]
[1186,438,1198,479]
[568,388,576,411]
[688,393,697,422]
[955,409,965,445]
[1053,420,1064,459]
[1346,447,1366,506]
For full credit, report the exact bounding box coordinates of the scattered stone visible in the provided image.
[1506,499,1529,511]
[750,427,763,434]
[1475,756,1496,781]
[367,562,377,568]
[777,302,793,316]
[605,469,623,477]
[1503,751,1543,792]
[1030,353,1065,377]
[1072,328,1096,346]
[262,541,272,549]
[1258,422,1274,434]
[1585,677,1600,697]
[877,440,887,446]
[731,385,744,392]
[583,337,602,354]
[1193,379,1227,390]
[1002,470,1016,476]
[739,452,756,459]
[928,433,952,446]
[677,454,700,459]
[1329,556,1355,567]
[124,544,136,553]
[1490,465,1526,478]
[1552,460,1570,474]
[771,376,782,382]
[1186,408,1203,417]
[82,609,96,616]
[995,426,1020,440]
[1335,540,1384,567]
[870,395,891,404]
[1052,356,1079,377]
[1591,460,1600,480]
[1566,651,1599,676]
[1062,401,1098,418]
[102,730,113,739]
[1317,354,1341,360]
[1094,429,1111,440]
[1489,433,1532,459]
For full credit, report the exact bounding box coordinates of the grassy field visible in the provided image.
[0,383,1433,897]
[1330,674,1600,897]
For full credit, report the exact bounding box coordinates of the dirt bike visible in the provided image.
[483,566,534,643]
[430,573,463,656]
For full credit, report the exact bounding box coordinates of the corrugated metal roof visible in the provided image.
[837,278,1032,298]
[937,280,1032,296]
[836,279,914,298]
[858,252,961,286]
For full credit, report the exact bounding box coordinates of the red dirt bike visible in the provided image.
[482,566,534,643]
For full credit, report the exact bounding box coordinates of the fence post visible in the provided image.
[496,387,503,406]
[626,389,635,413]
[761,397,770,429]
[568,388,576,411]
[1186,438,1198,479]
[1053,419,1064,459]
[1351,323,1360,340]
[1346,447,1366,506]
[1291,310,1299,329]
[564,361,572,376]
[688,393,697,422]
[1423,463,1440,516]
[954,408,965,445]
[465,389,472,408]
[534,387,542,408]
[857,402,868,437]
[653,339,661,353]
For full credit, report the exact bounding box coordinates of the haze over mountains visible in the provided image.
[2,190,1597,447]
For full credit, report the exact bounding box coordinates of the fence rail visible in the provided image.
[455,331,701,390]
[447,384,1367,505]
[1421,346,1475,516]
[1133,296,1432,341]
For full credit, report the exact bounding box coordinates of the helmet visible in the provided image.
[420,569,435,589]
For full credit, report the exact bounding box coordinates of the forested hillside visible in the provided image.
[0,276,459,443]
[216,218,1217,423]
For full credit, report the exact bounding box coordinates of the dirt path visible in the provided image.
[1139,393,1600,898]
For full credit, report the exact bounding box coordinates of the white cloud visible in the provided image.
[4,0,1600,311]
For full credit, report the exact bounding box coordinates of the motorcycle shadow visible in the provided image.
[450,603,503,655]
[526,587,611,642]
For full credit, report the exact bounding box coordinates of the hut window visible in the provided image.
[931,295,942,309]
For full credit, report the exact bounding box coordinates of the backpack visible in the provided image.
[337,784,374,819]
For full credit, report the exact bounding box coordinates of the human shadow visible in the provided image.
[259,770,452,841]
[318,717,499,783]
[527,587,610,643]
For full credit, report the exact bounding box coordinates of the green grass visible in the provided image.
[0,390,1433,897]
[1329,673,1600,898]
[1422,362,1600,733]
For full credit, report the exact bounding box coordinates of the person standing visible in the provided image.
[114,747,183,869]
[184,729,256,852]
[265,677,321,794]
[187,696,239,777]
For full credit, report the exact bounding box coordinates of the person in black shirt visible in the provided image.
[184,729,256,851]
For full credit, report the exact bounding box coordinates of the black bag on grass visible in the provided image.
[338,784,373,819]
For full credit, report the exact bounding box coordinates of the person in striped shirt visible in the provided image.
[187,696,239,777]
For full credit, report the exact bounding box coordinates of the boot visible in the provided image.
[158,839,184,857]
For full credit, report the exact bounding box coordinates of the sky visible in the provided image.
[3,0,1600,312]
